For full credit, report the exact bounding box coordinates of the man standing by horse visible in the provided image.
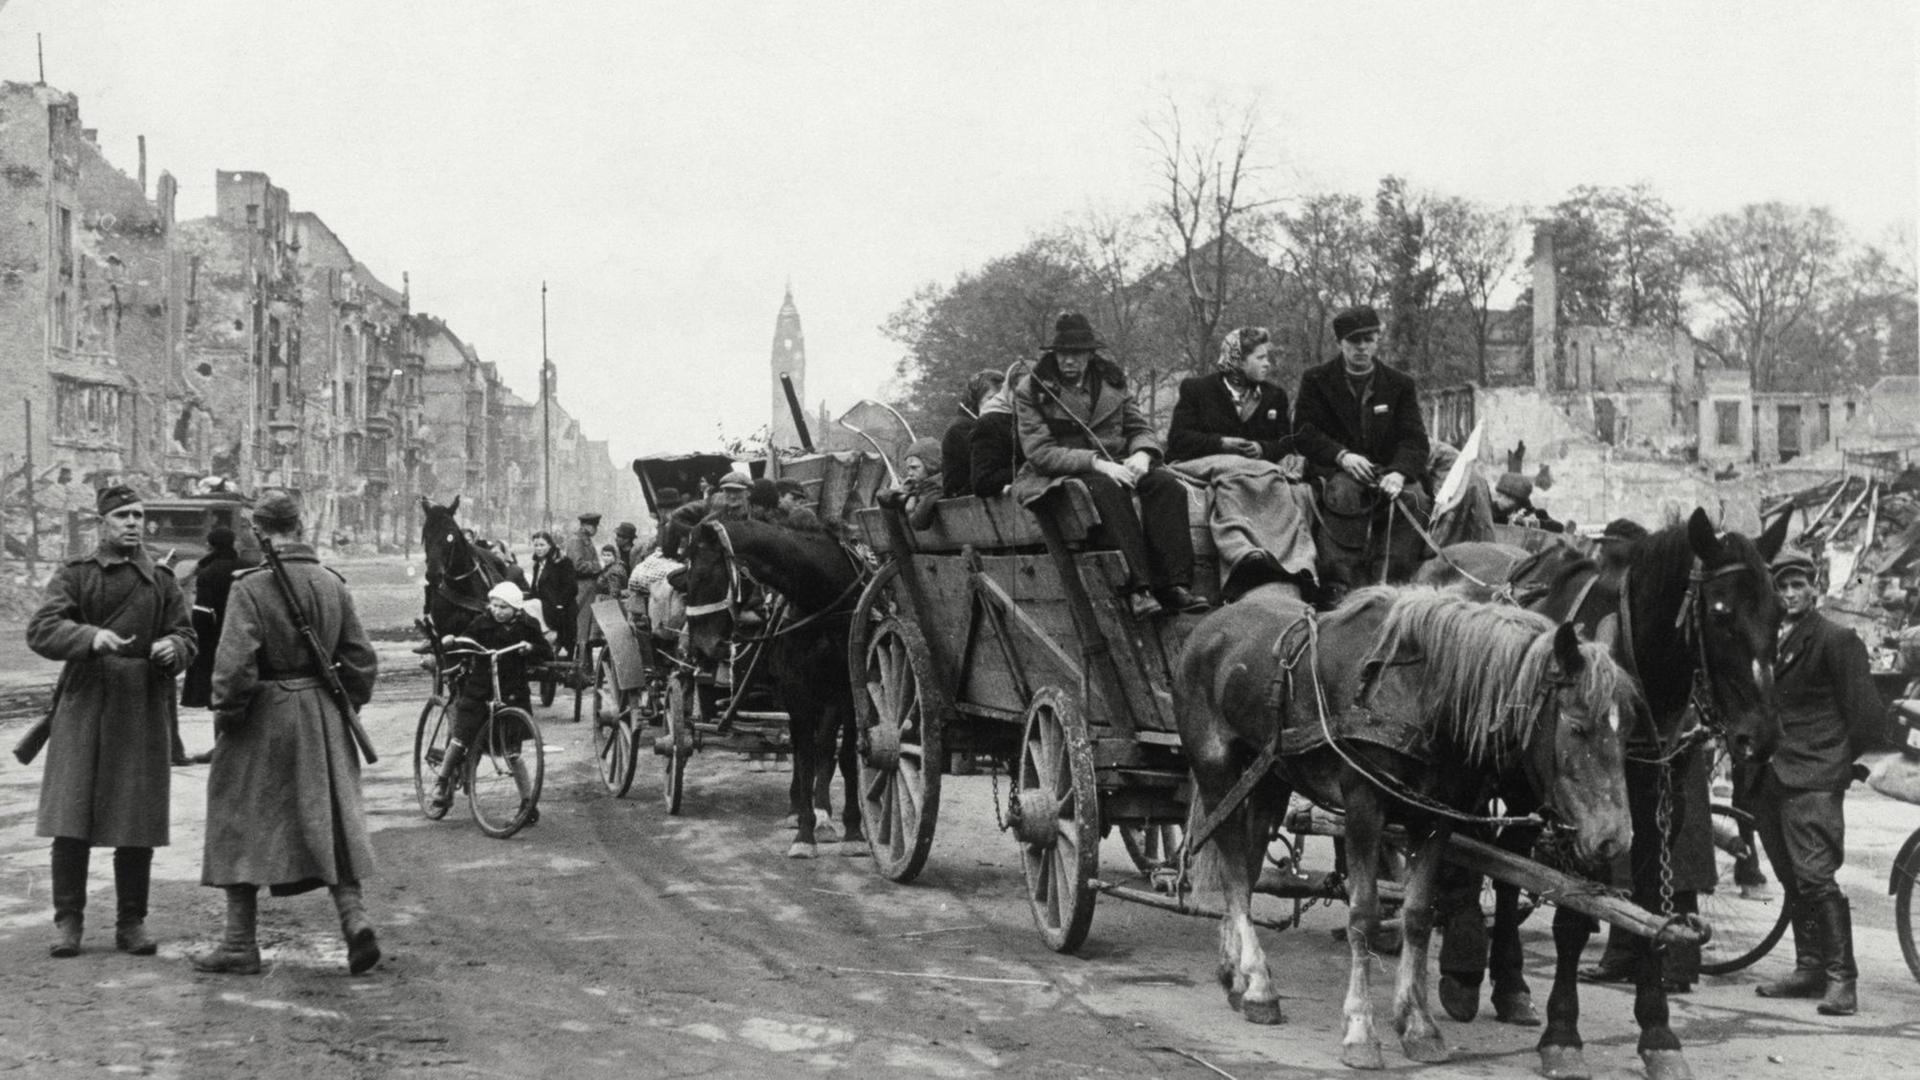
[25,484,196,959]
[564,512,602,673]
[1294,306,1432,598]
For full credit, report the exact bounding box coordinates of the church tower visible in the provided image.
[770,285,807,450]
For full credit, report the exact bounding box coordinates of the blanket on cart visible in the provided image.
[1173,454,1318,586]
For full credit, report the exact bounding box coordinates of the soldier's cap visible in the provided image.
[1332,305,1383,342]
[578,512,602,525]
[252,490,302,530]
[1770,548,1817,582]
[96,484,141,515]
[615,521,637,538]
[718,471,751,492]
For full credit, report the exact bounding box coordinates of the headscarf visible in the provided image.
[1216,326,1271,400]
[487,581,525,610]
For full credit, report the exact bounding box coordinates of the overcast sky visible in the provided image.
[2,1,1914,462]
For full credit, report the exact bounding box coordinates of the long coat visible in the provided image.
[182,547,245,707]
[527,551,575,636]
[1008,354,1162,505]
[1770,609,1886,791]
[203,543,379,892]
[1167,374,1296,463]
[28,546,196,848]
[1292,358,1430,481]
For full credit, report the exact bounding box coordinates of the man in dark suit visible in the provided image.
[1751,549,1886,1015]
[1293,306,1432,594]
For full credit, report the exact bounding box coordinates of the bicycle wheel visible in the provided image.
[1699,803,1793,975]
[468,706,544,839]
[413,697,454,821]
[1895,831,1920,984]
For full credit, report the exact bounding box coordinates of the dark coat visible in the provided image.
[1493,498,1565,533]
[941,413,977,497]
[183,547,245,708]
[203,544,379,890]
[1769,609,1886,791]
[28,546,196,847]
[1167,374,1296,463]
[969,410,1021,498]
[1008,354,1162,505]
[1293,358,1430,481]
[449,609,553,708]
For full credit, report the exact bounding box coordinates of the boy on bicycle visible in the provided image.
[430,581,553,812]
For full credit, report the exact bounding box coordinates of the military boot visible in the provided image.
[112,846,157,955]
[431,741,468,811]
[1756,902,1826,998]
[191,886,261,975]
[330,881,382,975]
[1816,896,1858,1016]
[48,838,89,959]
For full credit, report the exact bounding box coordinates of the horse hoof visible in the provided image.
[1537,1045,1591,1080]
[1400,1033,1449,1064]
[1438,974,1479,1022]
[1640,1049,1694,1080]
[787,841,817,859]
[1340,1042,1385,1070]
[813,820,841,844]
[1493,991,1540,1027]
[1226,990,1244,1012]
[1241,996,1283,1025]
[838,840,869,858]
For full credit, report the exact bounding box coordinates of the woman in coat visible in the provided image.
[182,527,244,708]
[527,531,575,649]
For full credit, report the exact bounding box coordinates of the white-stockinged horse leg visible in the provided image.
[1340,791,1387,1070]
[1391,830,1450,1064]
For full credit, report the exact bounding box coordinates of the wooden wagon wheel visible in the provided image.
[1013,686,1100,953]
[660,672,695,815]
[856,614,945,883]
[590,651,638,798]
[845,559,901,693]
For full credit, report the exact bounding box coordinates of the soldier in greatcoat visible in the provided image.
[27,484,197,958]
[192,491,382,976]
[1749,548,1887,1015]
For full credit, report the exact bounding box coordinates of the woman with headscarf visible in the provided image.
[182,527,245,709]
[941,368,1006,498]
[968,366,1025,499]
[1165,327,1319,602]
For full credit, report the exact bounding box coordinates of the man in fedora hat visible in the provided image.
[26,484,196,959]
[1010,312,1205,618]
[1294,305,1433,595]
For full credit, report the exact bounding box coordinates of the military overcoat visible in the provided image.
[27,546,196,847]
[202,543,379,892]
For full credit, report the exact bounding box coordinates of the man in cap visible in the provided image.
[26,485,196,959]
[426,580,551,816]
[709,471,752,520]
[1009,312,1206,618]
[1748,548,1886,1015]
[774,479,821,530]
[1294,306,1433,595]
[193,491,382,975]
[563,512,602,674]
[613,522,639,573]
[1491,473,1562,532]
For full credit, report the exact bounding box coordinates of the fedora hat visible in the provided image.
[1043,311,1104,353]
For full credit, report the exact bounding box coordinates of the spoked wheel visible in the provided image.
[1699,802,1792,975]
[856,616,945,882]
[1013,686,1099,954]
[590,652,637,798]
[572,646,599,724]
[661,673,694,815]
[468,706,544,839]
[413,697,455,821]
[1895,832,1920,984]
[1119,822,1185,879]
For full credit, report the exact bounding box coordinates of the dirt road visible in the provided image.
[1,691,1917,1079]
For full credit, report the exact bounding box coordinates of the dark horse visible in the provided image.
[1178,584,1636,1069]
[419,496,510,640]
[1430,507,1789,1080]
[682,517,866,858]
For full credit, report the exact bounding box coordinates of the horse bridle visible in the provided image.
[1616,557,1759,765]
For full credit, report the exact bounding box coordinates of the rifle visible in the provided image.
[251,526,379,765]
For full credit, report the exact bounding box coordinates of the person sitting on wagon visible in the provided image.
[1167,326,1318,601]
[1011,312,1206,618]
[1491,472,1563,533]
[430,582,553,814]
[773,479,822,530]
[941,368,1006,498]
[1293,305,1432,597]
[880,437,944,531]
[969,369,1025,499]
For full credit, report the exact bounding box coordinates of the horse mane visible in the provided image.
[1351,585,1629,766]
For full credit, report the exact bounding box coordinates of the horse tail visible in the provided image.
[1184,793,1235,898]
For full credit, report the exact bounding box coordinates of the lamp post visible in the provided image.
[541,282,552,531]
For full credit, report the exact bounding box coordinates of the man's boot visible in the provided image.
[112,846,157,955]
[431,741,467,811]
[191,886,261,975]
[330,881,381,975]
[1578,924,1635,983]
[508,754,540,826]
[48,838,89,958]
[1756,902,1826,998]
[1816,896,1858,1016]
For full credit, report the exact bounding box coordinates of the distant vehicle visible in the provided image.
[139,493,261,588]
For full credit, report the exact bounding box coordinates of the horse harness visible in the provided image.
[682,521,868,643]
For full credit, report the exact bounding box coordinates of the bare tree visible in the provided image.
[1689,202,1844,391]
[1145,96,1277,373]
[1273,192,1380,368]
[1428,196,1522,383]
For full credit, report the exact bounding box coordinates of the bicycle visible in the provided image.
[413,637,546,839]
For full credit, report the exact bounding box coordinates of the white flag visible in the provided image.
[1433,421,1485,518]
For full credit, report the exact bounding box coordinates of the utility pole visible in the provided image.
[541,281,552,529]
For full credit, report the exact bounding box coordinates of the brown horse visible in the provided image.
[1177,584,1635,1070]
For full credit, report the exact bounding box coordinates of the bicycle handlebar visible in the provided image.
[441,638,535,659]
